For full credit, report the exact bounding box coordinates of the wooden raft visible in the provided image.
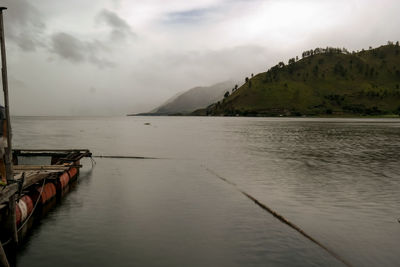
[0,149,92,205]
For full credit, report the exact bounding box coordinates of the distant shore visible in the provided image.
[127,113,400,118]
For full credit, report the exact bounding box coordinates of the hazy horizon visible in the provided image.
[1,0,400,116]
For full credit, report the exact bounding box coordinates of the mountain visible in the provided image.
[143,81,236,115]
[200,44,400,117]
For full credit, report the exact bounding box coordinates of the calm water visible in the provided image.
[12,116,400,267]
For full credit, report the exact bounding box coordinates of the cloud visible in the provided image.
[97,9,136,41]
[4,0,400,115]
[51,33,85,62]
[164,7,218,25]
[48,9,134,68]
[2,2,127,68]
[50,32,114,68]
[2,0,46,51]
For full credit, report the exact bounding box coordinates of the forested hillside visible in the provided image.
[203,43,400,116]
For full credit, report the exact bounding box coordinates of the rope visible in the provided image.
[0,239,10,247]
[89,156,96,167]
[17,177,46,232]
[1,177,47,246]
[204,166,353,267]
[93,155,160,160]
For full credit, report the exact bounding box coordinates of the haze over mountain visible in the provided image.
[138,81,236,115]
[201,44,400,116]
[3,0,400,115]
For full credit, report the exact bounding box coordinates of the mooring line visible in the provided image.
[89,156,96,167]
[93,155,161,160]
[17,177,46,232]
[204,167,353,267]
[1,177,47,247]
[205,168,237,186]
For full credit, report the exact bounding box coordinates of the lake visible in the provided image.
[12,116,400,267]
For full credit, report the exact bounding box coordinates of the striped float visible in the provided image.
[59,171,70,189]
[15,195,34,226]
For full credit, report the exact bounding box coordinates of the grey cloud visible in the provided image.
[97,9,136,41]
[51,33,85,62]
[2,0,45,51]
[99,10,130,29]
[50,32,114,68]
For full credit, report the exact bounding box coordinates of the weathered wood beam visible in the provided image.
[13,165,82,171]
[14,149,90,153]
[13,151,92,158]
[13,153,67,157]
[20,173,53,189]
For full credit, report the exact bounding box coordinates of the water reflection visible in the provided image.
[11,117,400,267]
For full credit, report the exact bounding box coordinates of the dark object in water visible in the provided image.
[144,122,151,125]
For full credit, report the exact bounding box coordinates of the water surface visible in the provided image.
[13,117,400,267]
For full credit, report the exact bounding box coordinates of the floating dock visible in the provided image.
[0,149,92,266]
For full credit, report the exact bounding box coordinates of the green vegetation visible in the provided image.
[203,43,400,117]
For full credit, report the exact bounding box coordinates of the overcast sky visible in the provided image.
[0,0,399,115]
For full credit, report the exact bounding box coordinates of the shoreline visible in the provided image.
[127,113,400,119]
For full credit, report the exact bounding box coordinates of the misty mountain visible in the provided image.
[145,81,236,115]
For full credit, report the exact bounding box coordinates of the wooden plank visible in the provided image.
[13,165,82,171]
[14,149,90,153]
[2,170,63,191]
[13,170,64,175]
[14,151,92,158]
[13,153,67,157]
[20,172,54,189]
